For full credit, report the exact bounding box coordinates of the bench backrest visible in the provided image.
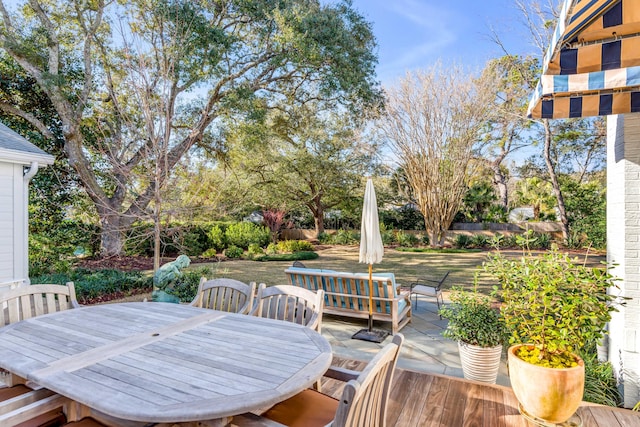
[285,268,399,314]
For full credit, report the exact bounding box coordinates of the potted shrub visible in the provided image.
[439,279,507,384]
[487,245,620,424]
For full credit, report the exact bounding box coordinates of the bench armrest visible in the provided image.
[324,366,360,382]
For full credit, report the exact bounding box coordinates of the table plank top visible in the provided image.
[0,302,332,423]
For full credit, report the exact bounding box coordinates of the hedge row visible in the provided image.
[124,221,271,257]
[31,269,152,304]
[453,231,552,250]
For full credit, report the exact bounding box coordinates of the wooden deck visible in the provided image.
[324,357,640,427]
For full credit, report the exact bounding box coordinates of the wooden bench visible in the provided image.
[285,267,411,334]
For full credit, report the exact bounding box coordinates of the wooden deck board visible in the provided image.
[482,385,506,427]
[328,356,640,427]
[461,382,485,427]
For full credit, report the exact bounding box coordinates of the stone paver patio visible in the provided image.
[321,297,511,386]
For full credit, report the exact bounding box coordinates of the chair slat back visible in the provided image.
[191,278,256,314]
[251,284,324,332]
[333,334,404,427]
[0,283,79,327]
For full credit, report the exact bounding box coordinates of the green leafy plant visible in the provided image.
[532,232,551,249]
[30,219,100,275]
[201,248,218,258]
[331,229,359,245]
[265,243,278,254]
[164,266,213,303]
[488,245,620,368]
[253,251,319,262]
[440,282,507,348]
[581,351,622,407]
[275,240,314,253]
[208,225,226,251]
[380,230,395,245]
[225,222,270,249]
[469,234,488,248]
[248,243,264,254]
[224,245,244,259]
[31,269,152,304]
[454,234,471,249]
[317,232,331,244]
[396,230,419,247]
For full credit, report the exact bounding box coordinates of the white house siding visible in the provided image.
[607,113,640,407]
[0,162,16,282]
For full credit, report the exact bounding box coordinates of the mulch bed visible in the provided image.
[80,287,153,305]
[77,256,220,272]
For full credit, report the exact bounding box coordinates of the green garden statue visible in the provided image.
[151,255,191,303]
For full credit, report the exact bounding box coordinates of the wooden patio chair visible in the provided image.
[0,384,68,426]
[0,384,107,427]
[191,278,256,314]
[250,284,324,332]
[0,282,81,425]
[0,282,80,327]
[231,334,404,427]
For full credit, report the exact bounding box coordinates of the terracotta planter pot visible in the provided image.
[458,341,502,384]
[508,345,585,424]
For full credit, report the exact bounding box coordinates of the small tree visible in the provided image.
[479,55,539,209]
[262,208,289,244]
[561,174,606,248]
[378,64,494,246]
[514,177,556,221]
[459,182,498,223]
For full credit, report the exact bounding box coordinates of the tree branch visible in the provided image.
[0,103,55,139]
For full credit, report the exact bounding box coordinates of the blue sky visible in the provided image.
[345,0,548,165]
[349,0,540,86]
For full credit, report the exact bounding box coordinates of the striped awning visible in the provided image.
[527,0,640,119]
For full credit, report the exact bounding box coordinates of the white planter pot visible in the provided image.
[458,341,502,384]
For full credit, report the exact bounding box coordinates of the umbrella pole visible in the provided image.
[368,263,373,331]
[352,263,389,343]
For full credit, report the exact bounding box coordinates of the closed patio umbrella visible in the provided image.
[352,178,389,343]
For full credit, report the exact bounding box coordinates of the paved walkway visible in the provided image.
[321,296,512,387]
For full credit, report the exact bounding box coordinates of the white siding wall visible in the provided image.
[0,162,14,281]
[607,113,640,407]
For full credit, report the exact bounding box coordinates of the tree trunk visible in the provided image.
[153,212,161,272]
[314,209,325,238]
[100,213,125,257]
[492,165,509,208]
[543,119,569,242]
[427,230,442,248]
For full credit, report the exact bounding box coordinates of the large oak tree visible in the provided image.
[0,0,381,256]
[230,102,378,237]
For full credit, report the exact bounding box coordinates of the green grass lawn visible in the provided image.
[187,245,606,296]
[112,245,606,303]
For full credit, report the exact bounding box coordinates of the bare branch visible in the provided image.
[27,0,60,75]
[0,102,55,139]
